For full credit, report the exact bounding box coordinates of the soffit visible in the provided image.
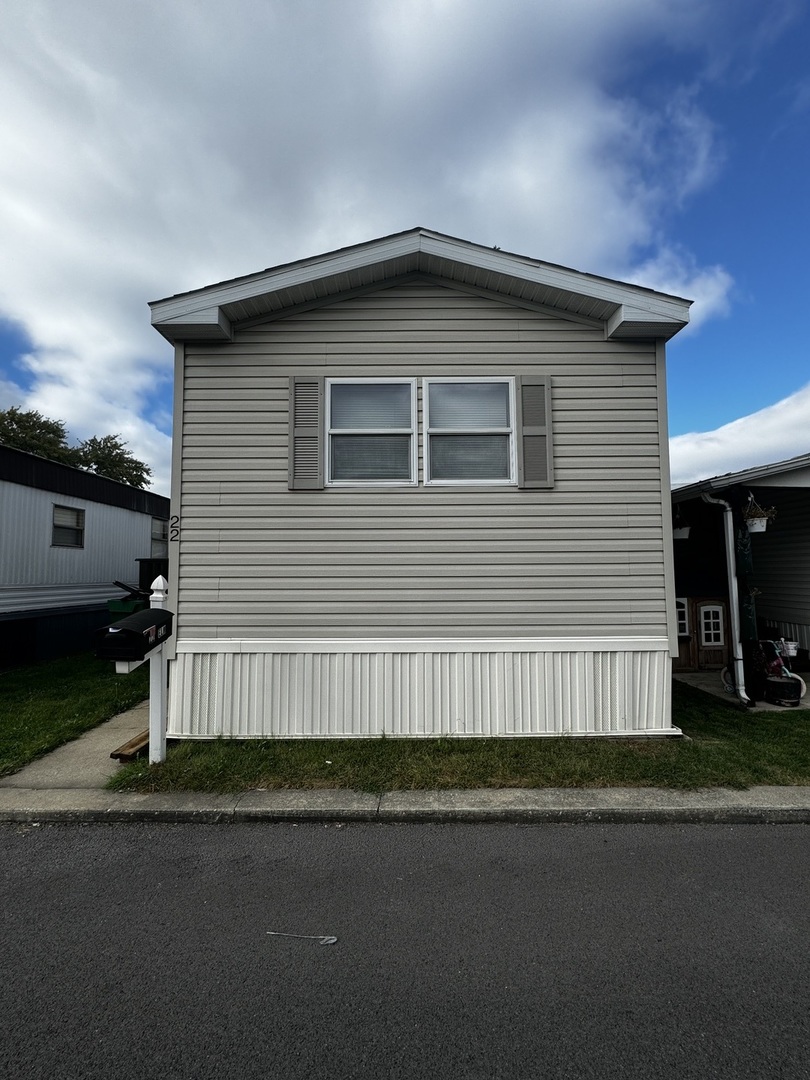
[150,228,692,344]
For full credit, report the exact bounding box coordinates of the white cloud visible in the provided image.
[670,383,810,486]
[0,376,26,408]
[0,0,764,492]
[628,246,733,332]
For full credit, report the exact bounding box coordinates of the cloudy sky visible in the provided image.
[1,0,808,493]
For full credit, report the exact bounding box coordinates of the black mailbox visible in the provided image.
[95,608,173,662]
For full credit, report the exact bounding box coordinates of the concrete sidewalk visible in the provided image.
[2,703,810,825]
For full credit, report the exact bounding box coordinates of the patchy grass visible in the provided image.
[109,679,810,794]
[0,653,149,777]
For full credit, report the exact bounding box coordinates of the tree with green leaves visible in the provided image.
[0,406,153,488]
[0,406,78,467]
[77,433,152,489]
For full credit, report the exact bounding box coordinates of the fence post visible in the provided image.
[149,576,169,764]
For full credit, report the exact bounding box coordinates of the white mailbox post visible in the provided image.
[148,575,169,764]
[95,575,172,765]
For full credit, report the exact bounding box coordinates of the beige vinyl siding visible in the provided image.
[177,281,667,639]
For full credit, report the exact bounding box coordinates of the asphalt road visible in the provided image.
[2,823,808,1080]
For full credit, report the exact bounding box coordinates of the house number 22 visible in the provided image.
[169,515,180,542]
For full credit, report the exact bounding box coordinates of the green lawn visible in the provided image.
[0,652,149,777]
[108,679,810,794]
[3,656,809,793]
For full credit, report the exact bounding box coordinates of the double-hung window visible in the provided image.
[326,379,417,484]
[52,505,85,548]
[424,378,516,484]
[290,374,552,490]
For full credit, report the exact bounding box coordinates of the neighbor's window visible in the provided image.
[326,379,417,484]
[700,605,724,647]
[52,505,85,548]
[676,598,689,637]
[424,378,516,483]
[151,517,169,558]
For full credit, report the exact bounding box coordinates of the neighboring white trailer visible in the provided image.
[0,446,170,664]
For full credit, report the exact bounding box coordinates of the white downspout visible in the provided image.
[701,493,751,706]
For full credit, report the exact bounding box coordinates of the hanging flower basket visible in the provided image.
[742,495,776,533]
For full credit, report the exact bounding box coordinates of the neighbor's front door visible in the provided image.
[695,599,729,669]
[673,598,730,671]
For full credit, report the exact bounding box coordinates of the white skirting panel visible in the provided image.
[168,637,675,738]
[0,583,119,615]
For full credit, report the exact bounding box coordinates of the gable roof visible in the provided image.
[150,227,692,345]
[673,451,810,502]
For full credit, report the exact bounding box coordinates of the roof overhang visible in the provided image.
[150,228,692,345]
[673,452,810,501]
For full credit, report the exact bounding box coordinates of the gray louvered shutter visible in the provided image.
[288,376,324,489]
[516,375,553,489]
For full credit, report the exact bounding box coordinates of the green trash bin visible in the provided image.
[107,598,148,615]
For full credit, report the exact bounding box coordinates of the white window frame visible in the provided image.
[676,598,689,637]
[423,376,517,486]
[325,377,418,486]
[699,604,724,647]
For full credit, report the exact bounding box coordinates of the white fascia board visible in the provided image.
[150,233,424,325]
[720,454,810,488]
[152,305,233,343]
[673,453,810,499]
[151,228,692,342]
[606,304,690,341]
[418,234,689,315]
[754,466,810,487]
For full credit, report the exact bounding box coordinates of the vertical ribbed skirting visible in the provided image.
[168,638,674,737]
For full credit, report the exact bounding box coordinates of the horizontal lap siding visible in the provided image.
[751,489,810,629]
[178,283,667,638]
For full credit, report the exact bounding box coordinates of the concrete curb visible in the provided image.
[5,705,810,827]
[2,787,810,825]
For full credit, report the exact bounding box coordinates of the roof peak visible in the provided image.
[151,228,692,346]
